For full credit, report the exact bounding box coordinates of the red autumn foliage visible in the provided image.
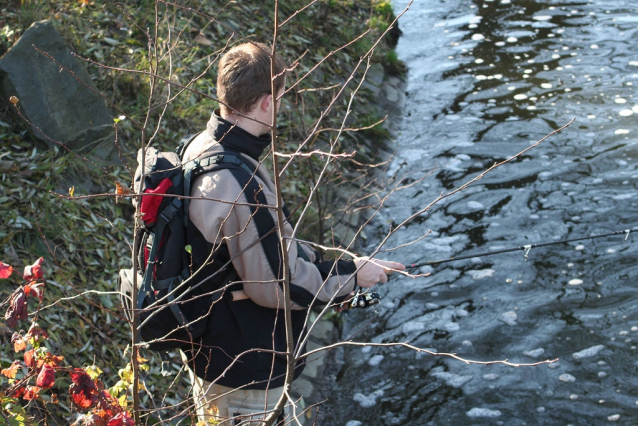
[3,258,132,423]
[106,411,134,426]
[0,262,13,279]
[69,368,99,409]
[10,386,26,398]
[23,385,42,401]
[36,364,56,389]
[11,332,27,352]
[84,413,108,426]
[26,324,49,342]
[23,257,44,281]
[1,360,21,379]
[25,282,44,301]
[24,349,36,367]
[42,353,65,368]
[97,389,125,420]
[4,288,28,329]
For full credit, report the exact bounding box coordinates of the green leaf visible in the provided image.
[86,365,102,380]
[184,245,192,254]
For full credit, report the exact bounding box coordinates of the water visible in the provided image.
[325,0,638,424]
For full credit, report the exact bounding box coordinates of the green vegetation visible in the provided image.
[1,0,403,422]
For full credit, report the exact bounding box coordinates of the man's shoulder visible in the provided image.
[182,131,218,162]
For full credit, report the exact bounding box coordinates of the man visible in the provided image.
[181,42,404,424]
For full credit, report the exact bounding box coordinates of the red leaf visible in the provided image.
[1,361,21,379]
[107,412,134,426]
[24,349,36,367]
[26,323,49,342]
[23,385,41,401]
[96,390,119,419]
[36,364,55,389]
[69,368,99,409]
[23,257,44,281]
[44,354,64,367]
[25,282,44,301]
[10,386,26,398]
[85,413,108,426]
[4,289,28,329]
[0,262,13,279]
[11,332,27,352]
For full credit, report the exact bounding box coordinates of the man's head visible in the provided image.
[216,42,287,117]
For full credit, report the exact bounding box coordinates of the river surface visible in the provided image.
[324,0,638,425]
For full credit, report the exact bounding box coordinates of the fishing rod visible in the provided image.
[407,228,633,270]
[346,229,634,309]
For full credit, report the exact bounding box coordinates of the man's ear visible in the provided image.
[259,94,273,113]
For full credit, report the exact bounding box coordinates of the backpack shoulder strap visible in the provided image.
[182,149,257,227]
[175,132,202,158]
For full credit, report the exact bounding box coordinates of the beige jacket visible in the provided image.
[182,121,357,310]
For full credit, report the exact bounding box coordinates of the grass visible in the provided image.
[0,0,404,421]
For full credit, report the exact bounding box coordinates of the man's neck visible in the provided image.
[221,110,269,137]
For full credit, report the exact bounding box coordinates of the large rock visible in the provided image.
[0,20,114,157]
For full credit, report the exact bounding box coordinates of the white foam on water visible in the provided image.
[468,269,495,280]
[402,321,426,333]
[482,373,500,381]
[538,171,552,180]
[368,355,385,367]
[445,322,460,331]
[431,371,473,388]
[467,201,485,210]
[568,279,583,285]
[559,374,576,382]
[499,311,517,326]
[523,348,545,358]
[619,109,634,117]
[346,421,362,426]
[466,408,502,418]
[573,344,605,359]
[353,389,384,408]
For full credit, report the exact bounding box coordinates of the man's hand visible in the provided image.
[354,257,405,288]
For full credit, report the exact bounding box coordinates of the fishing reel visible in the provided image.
[349,288,381,309]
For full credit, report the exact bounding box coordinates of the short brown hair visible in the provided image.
[217,42,287,115]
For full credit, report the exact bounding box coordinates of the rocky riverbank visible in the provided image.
[294,65,406,425]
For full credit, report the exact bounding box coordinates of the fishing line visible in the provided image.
[407,228,634,269]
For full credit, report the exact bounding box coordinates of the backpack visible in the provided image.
[118,133,254,368]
